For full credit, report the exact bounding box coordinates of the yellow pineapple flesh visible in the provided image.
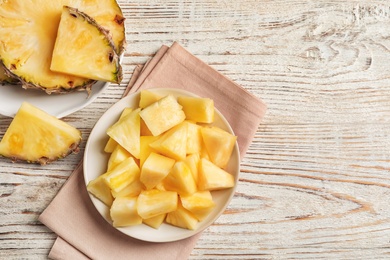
[103,157,140,193]
[180,191,215,221]
[163,161,197,196]
[137,189,178,219]
[140,152,175,190]
[143,213,166,229]
[166,201,198,230]
[110,196,142,227]
[0,102,81,165]
[87,174,114,207]
[104,108,133,153]
[177,96,214,123]
[198,158,234,191]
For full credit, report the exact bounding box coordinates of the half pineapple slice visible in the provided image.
[51,6,122,83]
[0,0,125,93]
[0,102,81,164]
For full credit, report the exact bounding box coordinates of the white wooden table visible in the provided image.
[2,0,390,259]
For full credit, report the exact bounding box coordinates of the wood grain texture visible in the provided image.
[2,0,390,259]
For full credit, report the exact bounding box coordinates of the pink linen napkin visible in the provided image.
[39,42,267,260]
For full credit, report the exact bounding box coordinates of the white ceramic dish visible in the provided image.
[83,88,240,243]
[0,81,109,118]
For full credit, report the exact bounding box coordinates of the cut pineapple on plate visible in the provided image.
[177,96,214,123]
[166,201,198,230]
[87,174,114,207]
[163,161,197,196]
[103,157,140,193]
[51,6,122,83]
[110,196,142,227]
[0,0,125,93]
[140,152,175,190]
[198,158,235,191]
[0,102,81,165]
[180,191,215,221]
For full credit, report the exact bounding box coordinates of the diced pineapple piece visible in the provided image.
[139,90,162,108]
[0,102,81,164]
[184,153,200,184]
[107,108,141,159]
[163,161,197,196]
[139,136,158,167]
[103,157,140,193]
[140,119,153,136]
[139,95,186,136]
[185,121,203,154]
[104,108,133,153]
[166,201,198,230]
[87,174,114,207]
[140,152,176,190]
[198,158,234,191]
[143,213,166,229]
[177,96,214,123]
[149,122,187,161]
[180,191,215,221]
[110,196,142,227]
[111,178,143,199]
[107,145,132,171]
[137,189,178,219]
[201,126,237,169]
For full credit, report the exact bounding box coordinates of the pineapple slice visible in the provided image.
[166,201,198,230]
[149,122,187,161]
[111,178,143,198]
[110,196,142,227]
[107,145,132,171]
[140,152,175,190]
[180,191,215,221]
[0,102,81,164]
[0,0,125,93]
[198,158,234,191]
[103,157,140,193]
[143,213,166,229]
[201,126,237,169]
[163,161,197,196]
[137,189,178,219]
[139,90,162,108]
[87,174,114,207]
[51,6,122,83]
[104,108,133,153]
[185,121,203,154]
[107,108,141,159]
[177,96,214,123]
[139,95,186,136]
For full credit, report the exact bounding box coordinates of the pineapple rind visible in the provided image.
[0,102,81,164]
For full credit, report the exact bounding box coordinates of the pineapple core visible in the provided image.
[0,102,81,164]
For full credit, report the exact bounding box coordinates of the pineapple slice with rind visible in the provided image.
[166,201,198,230]
[139,95,186,136]
[107,108,141,159]
[51,6,122,83]
[137,189,178,219]
[198,158,234,191]
[140,152,175,190]
[163,161,197,196]
[87,174,114,207]
[180,191,215,221]
[177,96,214,123]
[0,102,81,165]
[110,196,142,227]
[0,0,125,93]
[201,126,237,169]
[103,157,140,193]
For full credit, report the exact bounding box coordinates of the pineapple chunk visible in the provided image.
[110,196,142,227]
[0,102,81,164]
[51,6,122,83]
[180,191,215,221]
[163,161,197,196]
[140,119,153,136]
[139,136,158,167]
[198,158,234,191]
[201,126,237,169]
[184,153,200,184]
[139,90,162,108]
[177,96,214,123]
[166,201,198,230]
[87,174,114,207]
[107,145,132,171]
[143,213,166,229]
[185,121,203,154]
[139,95,186,136]
[111,178,143,198]
[149,122,187,161]
[104,108,133,153]
[140,152,175,190]
[137,189,178,219]
[103,157,140,193]
[107,108,141,159]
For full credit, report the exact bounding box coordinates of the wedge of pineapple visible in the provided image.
[0,102,81,165]
[140,152,175,190]
[104,108,133,153]
[163,161,197,196]
[50,6,122,83]
[166,201,198,230]
[87,174,114,207]
[0,0,125,93]
[110,196,142,227]
[180,191,215,221]
[137,189,178,219]
[177,96,214,123]
[198,158,234,191]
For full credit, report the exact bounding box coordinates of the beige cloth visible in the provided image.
[39,42,267,260]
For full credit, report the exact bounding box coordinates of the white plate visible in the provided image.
[0,81,109,118]
[84,88,240,243]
